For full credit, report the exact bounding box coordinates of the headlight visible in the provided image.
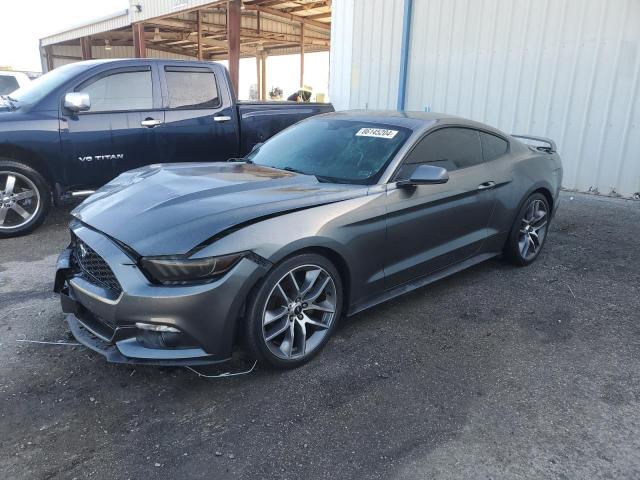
[140,252,245,285]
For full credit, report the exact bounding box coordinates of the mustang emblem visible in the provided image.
[78,242,88,259]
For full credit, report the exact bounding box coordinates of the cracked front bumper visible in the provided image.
[54,224,269,366]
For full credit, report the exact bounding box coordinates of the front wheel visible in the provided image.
[244,253,343,369]
[0,159,52,238]
[504,193,550,266]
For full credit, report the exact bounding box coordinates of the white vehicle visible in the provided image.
[0,71,31,95]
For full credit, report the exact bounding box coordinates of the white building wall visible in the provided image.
[329,0,355,111]
[331,0,640,198]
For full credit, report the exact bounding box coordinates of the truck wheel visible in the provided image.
[0,159,52,238]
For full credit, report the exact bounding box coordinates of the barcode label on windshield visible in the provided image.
[356,128,398,139]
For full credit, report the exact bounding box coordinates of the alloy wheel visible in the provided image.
[262,264,338,360]
[0,171,41,230]
[518,198,548,261]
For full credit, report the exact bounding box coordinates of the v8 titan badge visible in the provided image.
[78,154,124,162]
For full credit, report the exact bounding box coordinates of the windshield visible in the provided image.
[9,63,89,106]
[246,119,410,184]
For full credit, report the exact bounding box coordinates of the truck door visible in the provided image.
[158,64,239,162]
[60,65,164,189]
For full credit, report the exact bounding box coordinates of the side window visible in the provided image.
[480,132,508,162]
[399,128,483,178]
[164,68,219,109]
[78,70,152,112]
[0,75,19,95]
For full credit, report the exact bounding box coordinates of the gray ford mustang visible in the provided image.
[54,111,562,369]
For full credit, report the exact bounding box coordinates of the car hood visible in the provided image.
[73,162,369,256]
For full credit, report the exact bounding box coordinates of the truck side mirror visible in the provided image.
[64,92,91,112]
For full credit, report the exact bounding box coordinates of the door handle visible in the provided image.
[141,118,162,128]
[214,115,232,122]
[477,181,496,191]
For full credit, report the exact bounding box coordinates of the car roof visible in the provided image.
[318,110,507,136]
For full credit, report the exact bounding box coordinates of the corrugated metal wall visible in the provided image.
[331,0,640,198]
[329,0,354,110]
[337,0,405,110]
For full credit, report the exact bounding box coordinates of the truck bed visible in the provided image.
[237,101,334,155]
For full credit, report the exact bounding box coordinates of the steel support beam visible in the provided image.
[45,46,54,71]
[300,24,305,87]
[132,23,146,58]
[197,10,203,60]
[227,0,241,95]
[80,36,92,60]
[261,53,267,100]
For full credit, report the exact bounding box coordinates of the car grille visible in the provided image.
[72,238,123,297]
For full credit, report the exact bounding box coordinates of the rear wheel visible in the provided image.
[0,159,51,238]
[504,193,550,266]
[244,253,343,369]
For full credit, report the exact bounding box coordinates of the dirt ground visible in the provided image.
[1,191,639,480]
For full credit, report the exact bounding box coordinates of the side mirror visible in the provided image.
[397,164,449,187]
[251,142,264,152]
[64,92,91,112]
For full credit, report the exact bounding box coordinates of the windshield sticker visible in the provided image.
[356,128,398,139]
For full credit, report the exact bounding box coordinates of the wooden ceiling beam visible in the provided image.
[243,0,286,7]
[281,1,331,14]
[243,5,331,31]
[305,12,332,20]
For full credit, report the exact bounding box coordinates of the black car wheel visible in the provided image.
[244,253,343,369]
[504,192,550,266]
[0,159,51,238]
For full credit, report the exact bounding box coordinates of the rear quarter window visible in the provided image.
[480,132,509,162]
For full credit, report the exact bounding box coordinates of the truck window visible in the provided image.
[78,70,152,112]
[0,75,19,95]
[164,67,219,109]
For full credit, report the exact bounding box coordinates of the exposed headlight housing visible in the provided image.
[140,252,245,285]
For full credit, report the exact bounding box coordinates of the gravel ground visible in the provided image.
[0,191,639,480]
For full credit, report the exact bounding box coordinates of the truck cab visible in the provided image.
[0,59,333,237]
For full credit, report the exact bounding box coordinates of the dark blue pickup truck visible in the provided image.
[0,59,333,237]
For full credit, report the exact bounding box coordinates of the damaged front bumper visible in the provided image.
[54,224,268,366]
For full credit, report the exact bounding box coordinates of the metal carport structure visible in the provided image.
[39,0,331,99]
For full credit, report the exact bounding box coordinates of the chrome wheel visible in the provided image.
[0,171,41,230]
[262,264,338,360]
[518,198,548,260]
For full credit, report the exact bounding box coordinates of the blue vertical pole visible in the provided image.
[396,0,413,111]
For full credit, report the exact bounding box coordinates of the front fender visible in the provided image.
[194,192,389,309]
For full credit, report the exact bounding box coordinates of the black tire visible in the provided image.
[244,253,343,369]
[504,192,551,266]
[0,158,52,238]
